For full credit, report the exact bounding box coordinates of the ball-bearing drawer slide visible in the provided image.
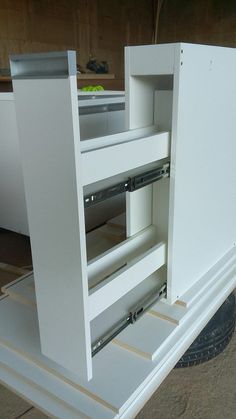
[84,162,170,208]
[91,283,167,356]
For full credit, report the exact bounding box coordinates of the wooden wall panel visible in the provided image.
[3,1,235,89]
[0,0,153,86]
[156,0,236,48]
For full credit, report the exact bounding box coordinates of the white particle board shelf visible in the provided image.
[89,241,166,320]
[80,125,157,152]
[81,130,170,185]
[88,225,156,289]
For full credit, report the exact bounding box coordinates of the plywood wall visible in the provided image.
[1,0,235,85]
[156,0,236,47]
[0,0,153,80]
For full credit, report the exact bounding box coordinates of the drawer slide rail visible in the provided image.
[84,162,170,208]
[91,283,167,356]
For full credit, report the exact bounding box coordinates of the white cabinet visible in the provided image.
[0,94,28,235]
[0,91,125,235]
[0,44,235,417]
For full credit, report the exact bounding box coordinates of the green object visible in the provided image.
[81,85,104,92]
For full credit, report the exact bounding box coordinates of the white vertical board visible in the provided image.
[80,112,107,139]
[126,185,153,237]
[11,52,92,379]
[0,94,28,235]
[154,90,173,131]
[153,90,172,243]
[125,47,156,236]
[126,43,236,303]
[168,43,236,301]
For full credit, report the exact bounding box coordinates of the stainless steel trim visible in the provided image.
[10,51,77,79]
[79,102,125,115]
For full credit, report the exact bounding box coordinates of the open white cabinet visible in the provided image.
[0,43,235,418]
[0,90,125,235]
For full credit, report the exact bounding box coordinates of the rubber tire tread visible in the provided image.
[175,293,235,368]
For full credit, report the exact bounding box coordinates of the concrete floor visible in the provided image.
[0,228,235,419]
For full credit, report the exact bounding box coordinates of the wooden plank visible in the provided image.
[0,76,11,82]
[149,300,187,325]
[81,131,170,185]
[107,213,126,229]
[97,224,125,243]
[89,242,166,320]
[113,313,176,360]
[0,263,29,276]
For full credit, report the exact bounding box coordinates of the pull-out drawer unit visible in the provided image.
[0,43,235,418]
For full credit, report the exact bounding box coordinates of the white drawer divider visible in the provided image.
[89,241,166,320]
[88,225,157,289]
[81,131,170,185]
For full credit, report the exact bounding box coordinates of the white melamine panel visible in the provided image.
[0,94,28,235]
[126,185,153,237]
[168,43,236,301]
[88,225,156,288]
[82,131,170,185]
[0,297,155,413]
[80,113,107,139]
[0,92,125,235]
[80,108,125,140]
[107,109,125,134]
[90,271,165,343]
[0,302,114,418]
[127,44,175,76]
[124,47,173,243]
[89,242,166,320]
[176,246,236,308]
[154,90,173,131]
[81,125,157,152]
[12,76,92,379]
[3,44,236,418]
[152,177,170,242]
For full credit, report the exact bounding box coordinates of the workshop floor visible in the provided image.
[0,228,235,419]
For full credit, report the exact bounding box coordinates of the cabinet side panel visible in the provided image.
[168,44,236,301]
[12,76,92,379]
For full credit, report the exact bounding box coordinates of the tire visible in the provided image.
[175,293,236,368]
